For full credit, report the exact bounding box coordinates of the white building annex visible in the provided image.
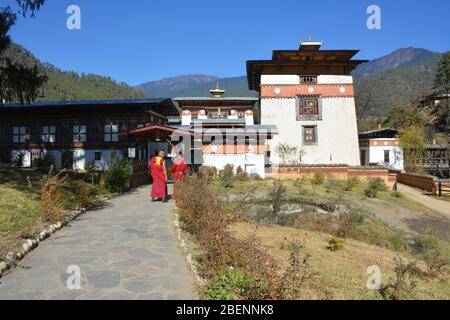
[359,128,404,170]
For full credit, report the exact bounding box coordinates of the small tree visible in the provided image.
[398,126,426,173]
[379,256,420,300]
[219,164,234,188]
[310,172,325,194]
[275,143,306,166]
[268,179,287,215]
[434,51,450,132]
[282,241,316,299]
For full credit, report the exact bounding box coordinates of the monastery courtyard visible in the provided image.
[0,186,196,300]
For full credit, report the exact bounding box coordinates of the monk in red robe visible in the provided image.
[150,150,168,202]
[171,152,189,199]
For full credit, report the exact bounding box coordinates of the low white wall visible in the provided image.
[202,153,266,177]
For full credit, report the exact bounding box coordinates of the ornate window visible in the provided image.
[73,125,87,142]
[104,124,119,142]
[296,95,322,121]
[42,126,56,143]
[13,126,29,143]
[303,126,317,144]
[299,76,317,84]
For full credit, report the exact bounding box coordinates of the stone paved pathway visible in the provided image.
[0,186,196,300]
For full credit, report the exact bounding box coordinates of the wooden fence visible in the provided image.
[437,180,450,197]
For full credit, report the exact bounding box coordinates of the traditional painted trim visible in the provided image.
[261,84,354,98]
[359,139,400,147]
[202,145,265,154]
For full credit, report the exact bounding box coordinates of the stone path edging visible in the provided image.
[173,211,206,287]
[0,208,86,278]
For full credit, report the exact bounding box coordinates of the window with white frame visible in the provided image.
[73,125,87,142]
[42,126,56,143]
[13,126,29,143]
[104,124,119,142]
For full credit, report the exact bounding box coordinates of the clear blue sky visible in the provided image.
[5,0,450,85]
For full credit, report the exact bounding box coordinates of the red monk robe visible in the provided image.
[150,155,167,200]
[172,158,188,199]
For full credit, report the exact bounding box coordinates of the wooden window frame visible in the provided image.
[296,95,322,121]
[73,125,87,143]
[299,76,317,85]
[42,126,56,143]
[384,150,390,164]
[13,126,29,143]
[303,126,317,145]
[104,124,119,142]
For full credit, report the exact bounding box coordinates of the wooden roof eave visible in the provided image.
[119,124,193,138]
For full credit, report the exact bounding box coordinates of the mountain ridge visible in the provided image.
[135,48,443,118]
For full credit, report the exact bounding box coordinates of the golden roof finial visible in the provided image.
[210,81,225,98]
[308,35,313,42]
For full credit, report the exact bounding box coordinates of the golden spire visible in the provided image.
[210,81,225,98]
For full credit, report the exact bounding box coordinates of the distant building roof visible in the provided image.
[358,128,399,139]
[0,98,180,116]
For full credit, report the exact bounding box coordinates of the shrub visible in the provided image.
[41,169,64,223]
[414,232,449,277]
[198,166,217,180]
[364,178,388,198]
[219,164,234,188]
[72,180,99,210]
[175,175,284,299]
[327,236,344,251]
[310,172,325,194]
[33,155,55,170]
[268,180,287,215]
[379,256,420,300]
[103,157,132,193]
[282,241,316,299]
[343,177,360,191]
[204,268,258,300]
[391,191,402,198]
[249,173,262,180]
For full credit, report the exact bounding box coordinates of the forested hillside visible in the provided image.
[354,56,440,118]
[3,43,149,102]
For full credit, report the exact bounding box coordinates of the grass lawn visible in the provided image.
[0,167,45,255]
[198,175,450,299]
[230,222,450,300]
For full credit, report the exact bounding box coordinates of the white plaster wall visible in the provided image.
[202,153,266,177]
[367,143,404,170]
[72,150,122,171]
[11,150,31,167]
[261,75,300,85]
[317,75,353,84]
[73,149,86,170]
[182,115,191,126]
[261,96,360,166]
